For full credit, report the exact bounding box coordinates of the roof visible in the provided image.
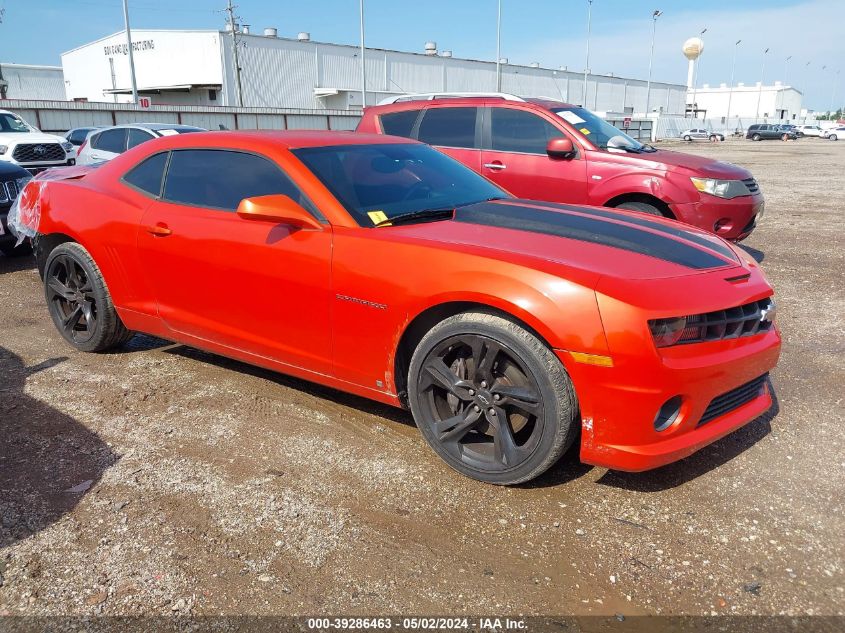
[151,130,419,150]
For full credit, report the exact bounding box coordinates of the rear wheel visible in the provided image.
[752,133,762,141]
[408,311,579,485]
[44,242,133,353]
[683,135,692,141]
[613,200,664,216]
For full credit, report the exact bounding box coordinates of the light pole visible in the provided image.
[755,47,769,121]
[359,0,366,108]
[726,39,741,128]
[690,27,706,112]
[583,0,592,106]
[645,9,662,115]
[122,0,138,104]
[496,0,502,91]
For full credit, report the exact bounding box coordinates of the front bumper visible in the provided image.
[561,266,781,472]
[670,192,765,242]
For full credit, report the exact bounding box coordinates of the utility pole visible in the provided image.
[645,9,662,115]
[726,40,741,127]
[583,0,592,106]
[122,0,139,104]
[359,0,367,108]
[226,0,243,107]
[495,0,502,91]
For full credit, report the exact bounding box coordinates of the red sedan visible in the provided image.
[12,131,781,484]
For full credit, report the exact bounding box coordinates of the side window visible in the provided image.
[123,152,169,197]
[490,108,565,154]
[417,107,478,148]
[162,149,319,216]
[93,128,127,153]
[68,129,88,145]
[127,128,155,150]
[379,110,420,138]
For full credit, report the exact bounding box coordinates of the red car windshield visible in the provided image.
[550,106,651,153]
[293,143,507,227]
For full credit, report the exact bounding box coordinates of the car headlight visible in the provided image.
[61,141,74,153]
[690,177,748,199]
[0,145,7,154]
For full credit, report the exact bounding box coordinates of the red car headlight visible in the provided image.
[648,316,706,348]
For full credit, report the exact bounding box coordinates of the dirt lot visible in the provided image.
[0,138,843,622]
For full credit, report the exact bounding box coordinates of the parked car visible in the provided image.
[746,124,797,141]
[0,160,32,256]
[679,128,725,142]
[795,124,822,137]
[358,93,765,241]
[64,126,103,153]
[12,130,781,484]
[77,123,205,165]
[0,109,76,173]
[822,126,845,140]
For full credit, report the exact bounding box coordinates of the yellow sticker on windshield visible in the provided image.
[367,210,390,225]
[580,127,591,135]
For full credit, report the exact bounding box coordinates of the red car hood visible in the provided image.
[646,149,753,179]
[380,199,744,282]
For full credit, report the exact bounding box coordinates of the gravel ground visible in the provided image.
[0,138,842,622]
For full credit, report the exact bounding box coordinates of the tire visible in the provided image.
[709,135,717,142]
[781,133,789,141]
[831,134,838,141]
[0,240,32,257]
[44,242,133,353]
[408,311,579,485]
[683,135,691,141]
[752,134,761,141]
[613,200,664,216]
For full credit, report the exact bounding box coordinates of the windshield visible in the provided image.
[551,106,650,152]
[292,143,508,227]
[0,113,33,134]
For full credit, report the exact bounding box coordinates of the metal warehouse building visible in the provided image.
[0,63,65,100]
[61,29,687,114]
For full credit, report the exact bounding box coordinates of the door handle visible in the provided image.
[146,223,172,237]
[483,162,507,170]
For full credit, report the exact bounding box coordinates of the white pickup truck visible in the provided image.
[0,109,76,173]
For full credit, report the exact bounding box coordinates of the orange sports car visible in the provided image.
[10,131,781,484]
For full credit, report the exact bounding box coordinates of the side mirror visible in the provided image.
[236,195,322,230]
[547,137,576,159]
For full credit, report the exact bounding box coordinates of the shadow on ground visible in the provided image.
[739,244,765,263]
[0,252,36,275]
[0,346,118,548]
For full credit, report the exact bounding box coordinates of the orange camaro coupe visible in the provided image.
[11,131,781,484]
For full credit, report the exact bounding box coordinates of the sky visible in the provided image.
[0,0,842,111]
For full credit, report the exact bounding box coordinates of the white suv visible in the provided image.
[0,110,76,172]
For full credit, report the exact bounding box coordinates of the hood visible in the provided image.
[0,131,67,145]
[384,199,743,282]
[646,149,753,179]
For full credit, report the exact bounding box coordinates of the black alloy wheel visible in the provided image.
[409,312,578,485]
[44,242,133,352]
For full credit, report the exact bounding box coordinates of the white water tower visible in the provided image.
[683,37,704,88]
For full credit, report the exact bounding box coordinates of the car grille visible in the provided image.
[742,178,760,194]
[0,180,18,204]
[12,143,65,163]
[698,373,768,427]
[676,298,775,345]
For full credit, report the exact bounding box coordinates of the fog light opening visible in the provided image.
[654,396,683,432]
[713,218,734,234]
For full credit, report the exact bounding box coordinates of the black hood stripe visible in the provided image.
[454,202,731,270]
[510,198,739,262]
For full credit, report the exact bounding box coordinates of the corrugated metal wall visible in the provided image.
[0,64,65,100]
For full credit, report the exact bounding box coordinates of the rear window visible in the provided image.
[417,107,478,149]
[93,128,127,153]
[379,110,420,138]
[123,152,168,197]
[128,128,155,149]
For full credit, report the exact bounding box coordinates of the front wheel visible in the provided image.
[408,312,579,485]
[781,133,790,141]
[613,200,664,216]
[44,242,133,352]
[830,134,838,141]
